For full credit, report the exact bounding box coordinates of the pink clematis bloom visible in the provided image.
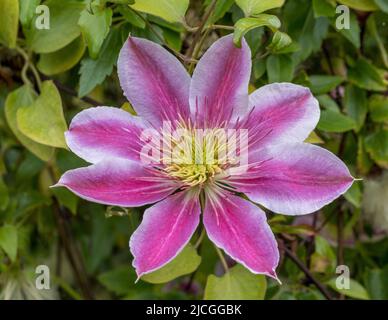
[55,34,354,280]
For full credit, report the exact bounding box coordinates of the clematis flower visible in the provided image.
[54,34,354,280]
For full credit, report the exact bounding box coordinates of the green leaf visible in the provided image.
[267,31,294,53]
[163,28,182,51]
[348,58,387,92]
[206,0,235,25]
[374,0,388,13]
[233,15,281,47]
[266,54,294,82]
[311,235,336,273]
[4,85,54,161]
[17,81,68,149]
[98,266,135,296]
[236,0,285,17]
[304,131,324,144]
[326,278,369,300]
[312,0,335,17]
[365,129,388,168]
[204,264,267,300]
[317,94,340,112]
[117,6,145,28]
[309,75,344,95]
[78,28,122,97]
[0,224,18,262]
[357,136,374,175]
[365,266,388,299]
[19,0,40,26]
[78,7,112,59]
[0,0,19,48]
[52,188,79,215]
[317,109,357,132]
[344,84,367,131]
[130,0,189,23]
[366,13,388,68]
[333,11,360,48]
[37,37,86,75]
[285,3,329,63]
[27,0,85,53]
[344,182,362,208]
[0,178,9,211]
[369,94,388,123]
[336,0,378,11]
[142,244,201,284]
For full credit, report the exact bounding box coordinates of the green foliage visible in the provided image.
[266,54,294,82]
[204,264,267,299]
[336,0,378,11]
[142,244,201,284]
[78,6,112,59]
[5,85,54,161]
[236,0,285,17]
[0,0,19,48]
[326,278,369,300]
[0,0,387,301]
[233,15,281,47]
[37,37,86,75]
[130,0,189,23]
[16,81,68,149]
[78,28,123,97]
[0,224,18,262]
[317,110,357,132]
[26,0,86,53]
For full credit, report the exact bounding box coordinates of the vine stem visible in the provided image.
[194,227,206,249]
[186,0,217,67]
[127,7,196,63]
[15,46,42,90]
[214,245,229,273]
[282,244,333,300]
[48,166,94,300]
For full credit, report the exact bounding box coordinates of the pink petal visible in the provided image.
[228,143,354,215]
[130,190,201,278]
[65,106,147,164]
[238,83,320,151]
[54,159,178,207]
[118,36,191,128]
[189,34,251,126]
[203,189,279,278]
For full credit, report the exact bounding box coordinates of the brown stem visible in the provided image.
[52,199,94,299]
[185,0,217,61]
[40,75,102,107]
[305,213,318,268]
[282,245,333,300]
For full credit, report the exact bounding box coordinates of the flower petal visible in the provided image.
[189,34,251,126]
[239,83,319,151]
[228,143,354,215]
[130,190,201,278]
[203,189,279,278]
[65,106,147,164]
[118,36,191,128]
[54,159,178,207]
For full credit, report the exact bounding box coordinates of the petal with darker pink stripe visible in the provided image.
[189,34,251,126]
[54,159,178,207]
[65,106,147,164]
[118,37,191,128]
[228,143,354,215]
[203,190,279,278]
[237,83,319,152]
[130,190,201,278]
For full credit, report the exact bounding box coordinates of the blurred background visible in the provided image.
[0,0,387,300]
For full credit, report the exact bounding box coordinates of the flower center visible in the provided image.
[165,163,222,186]
[162,124,232,186]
